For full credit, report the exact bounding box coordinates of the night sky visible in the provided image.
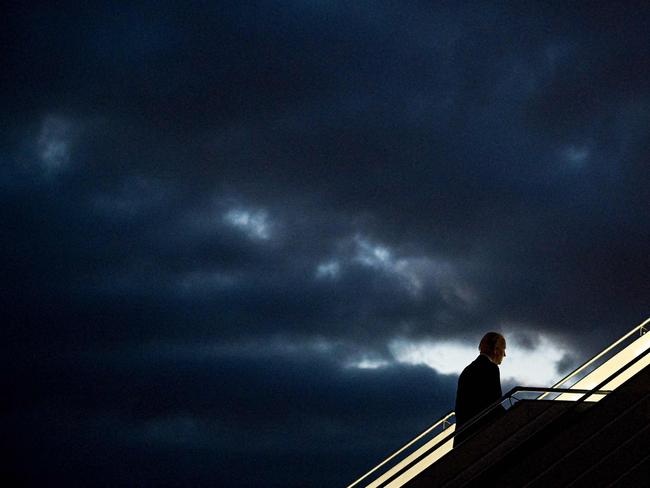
[2,1,650,486]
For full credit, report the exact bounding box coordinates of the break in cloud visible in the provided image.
[2,1,649,486]
[389,331,572,386]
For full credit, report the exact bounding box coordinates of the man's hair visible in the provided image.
[479,332,504,353]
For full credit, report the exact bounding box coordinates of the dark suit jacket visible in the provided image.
[454,354,503,445]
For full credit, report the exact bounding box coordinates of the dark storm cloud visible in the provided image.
[4,345,455,486]
[3,1,650,486]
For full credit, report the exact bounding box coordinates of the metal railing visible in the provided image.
[444,345,650,488]
[376,343,650,488]
[365,387,612,488]
[539,317,649,399]
[345,412,455,488]
[348,317,650,488]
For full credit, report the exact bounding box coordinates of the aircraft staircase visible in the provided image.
[348,317,650,488]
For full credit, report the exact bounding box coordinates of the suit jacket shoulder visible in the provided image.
[455,354,502,426]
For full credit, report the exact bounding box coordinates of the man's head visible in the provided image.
[479,332,506,365]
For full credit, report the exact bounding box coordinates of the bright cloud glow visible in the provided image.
[389,340,475,375]
[316,260,340,279]
[350,235,476,303]
[562,144,590,170]
[354,238,392,268]
[224,208,271,240]
[37,115,77,174]
[347,357,391,369]
[389,333,570,387]
[353,236,425,295]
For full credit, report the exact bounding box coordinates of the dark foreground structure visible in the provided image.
[407,355,650,487]
[349,319,650,488]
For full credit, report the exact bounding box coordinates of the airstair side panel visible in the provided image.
[555,331,650,401]
[366,426,454,488]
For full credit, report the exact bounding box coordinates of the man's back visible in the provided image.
[454,354,503,444]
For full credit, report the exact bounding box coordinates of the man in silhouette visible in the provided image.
[454,332,506,446]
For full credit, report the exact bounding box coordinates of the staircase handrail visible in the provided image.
[371,387,612,488]
[347,387,610,488]
[345,411,455,488]
[414,345,650,488]
[539,317,649,399]
[348,317,649,488]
